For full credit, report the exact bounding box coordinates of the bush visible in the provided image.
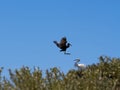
[0,56,120,90]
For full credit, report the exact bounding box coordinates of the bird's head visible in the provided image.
[66,43,72,48]
[74,59,80,62]
[68,43,72,46]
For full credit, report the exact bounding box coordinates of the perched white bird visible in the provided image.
[74,59,86,70]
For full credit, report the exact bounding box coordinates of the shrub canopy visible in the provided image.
[0,56,120,90]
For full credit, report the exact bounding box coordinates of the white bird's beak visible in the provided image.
[74,59,80,62]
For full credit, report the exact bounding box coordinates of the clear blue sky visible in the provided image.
[0,0,120,76]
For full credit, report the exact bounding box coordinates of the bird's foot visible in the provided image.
[64,52,71,55]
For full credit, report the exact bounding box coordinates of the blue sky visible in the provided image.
[0,0,120,76]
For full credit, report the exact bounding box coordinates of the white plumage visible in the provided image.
[74,59,86,70]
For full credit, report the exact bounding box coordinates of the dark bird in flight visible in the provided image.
[53,37,71,54]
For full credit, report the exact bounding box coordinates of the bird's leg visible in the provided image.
[64,51,66,54]
[60,49,63,52]
[64,51,71,55]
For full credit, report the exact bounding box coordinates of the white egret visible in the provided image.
[74,59,86,70]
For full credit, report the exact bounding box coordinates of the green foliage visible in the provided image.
[0,56,120,90]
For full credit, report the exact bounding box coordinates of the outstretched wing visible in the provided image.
[53,41,59,47]
[59,37,67,47]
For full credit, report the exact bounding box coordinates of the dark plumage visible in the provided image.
[53,37,71,54]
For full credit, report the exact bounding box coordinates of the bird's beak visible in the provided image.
[74,59,80,61]
[74,59,77,61]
